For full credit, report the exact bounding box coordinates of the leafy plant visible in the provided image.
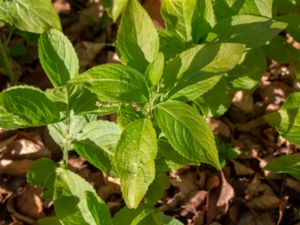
[0,0,295,224]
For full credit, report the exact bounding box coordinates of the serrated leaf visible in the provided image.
[163,43,246,88]
[145,53,164,87]
[73,64,149,103]
[264,92,300,146]
[117,104,144,129]
[0,86,60,129]
[115,119,157,208]
[39,29,79,87]
[195,76,233,117]
[263,36,300,64]
[207,15,287,48]
[154,101,220,169]
[265,153,300,180]
[228,48,266,90]
[0,0,61,33]
[54,168,111,225]
[73,120,121,174]
[116,0,159,73]
[225,0,274,17]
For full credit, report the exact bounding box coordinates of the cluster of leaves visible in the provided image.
[0,0,300,224]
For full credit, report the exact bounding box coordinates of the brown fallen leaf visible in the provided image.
[232,160,255,176]
[232,91,254,113]
[0,159,33,177]
[180,191,208,217]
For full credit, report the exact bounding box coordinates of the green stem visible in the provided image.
[62,109,71,168]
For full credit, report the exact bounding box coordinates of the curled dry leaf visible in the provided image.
[180,190,208,217]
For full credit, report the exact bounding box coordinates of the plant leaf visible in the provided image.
[54,168,111,225]
[73,64,149,103]
[0,85,60,129]
[145,53,164,87]
[154,101,220,169]
[117,104,144,129]
[265,153,300,180]
[145,173,170,205]
[207,15,287,48]
[39,217,62,225]
[115,119,157,208]
[0,0,61,33]
[116,0,159,73]
[264,92,300,146]
[73,120,121,174]
[278,15,300,42]
[39,29,79,87]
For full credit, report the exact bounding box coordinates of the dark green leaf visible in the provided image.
[278,15,300,42]
[145,174,170,205]
[38,29,79,87]
[39,217,62,225]
[117,104,144,129]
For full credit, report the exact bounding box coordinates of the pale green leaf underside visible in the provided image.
[264,92,300,146]
[73,64,149,103]
[0,0,61,33]
[154,101,220,169]
[54,168,111,225]
[207,15,287,48]
[115,119,157,208]
[0,86,60,129]
[116,0,159,73]
[265,153,300,180]
[39,29,79,87]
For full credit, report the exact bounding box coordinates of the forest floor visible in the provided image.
[1,1,300,225]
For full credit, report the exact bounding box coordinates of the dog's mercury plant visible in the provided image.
[1,0,300,224]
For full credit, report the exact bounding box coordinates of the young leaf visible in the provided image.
[0,86,60,128]
[73,64,149,103]
[116,0,159,73]
[145,53,164,87]
[225,0,274,18]
[264,92,300,146]
[163,43,246,88]
[39,29,79,87]
[154,101,221,169]
[54,168,111,225]
[73,120,121,174]
[265,153,300,180]
[207,15,287,48]
[0,0,61,33]
[115,119,157,208]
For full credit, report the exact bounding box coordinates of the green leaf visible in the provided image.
[0,0,61,33]
[154,101,221,169]
[163,43,246,88]
[264,92,300,146]
[48,114,96,151]
[115,119,157,208]
[207,15,287,48]
[0,106,29,130]
[145,53,164,87]
[263,36,300,64]
[195,76,233,117]
[39,217,62,225]
[0,86,60,129]
[278,15,300,42]
[117,104,144,129]
[156,137,197,173]
[27,158,56,199]
[73,64,149,103]
[103,0,128,22]
[116,0,159,73]
[145,174,170,205]
[161,0,197,42]
[228,48,266,90]
[265,153,300,180]
[38,29,79,87]
[276,0,300,14]
[225,0,274,17]
[54,168,111,225]
[85,191,112,225]
[112,205,155,225]
[73,120,121,174]
[140,212,184,225]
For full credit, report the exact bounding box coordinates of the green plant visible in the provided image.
[0,0,295,224]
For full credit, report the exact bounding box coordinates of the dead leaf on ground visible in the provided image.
[0,159,33,177]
